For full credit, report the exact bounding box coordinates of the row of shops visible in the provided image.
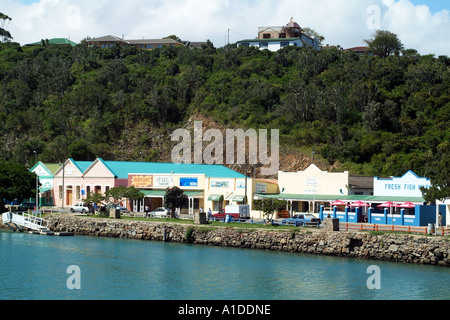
[30,158,278,216]
[30,160,449,226]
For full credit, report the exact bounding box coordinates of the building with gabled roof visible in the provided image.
[29,162,61,207]
[344,46,374,56]
[51,158,253,215]
[237,18,320,52]
[86,35,185,49]
[25,38,77,47]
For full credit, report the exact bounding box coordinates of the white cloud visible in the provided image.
[2,0,449,55]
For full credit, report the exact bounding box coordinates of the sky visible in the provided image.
[2,0,449,56]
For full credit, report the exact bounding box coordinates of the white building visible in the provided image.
[373,170,431,198]
[237,18,320,52]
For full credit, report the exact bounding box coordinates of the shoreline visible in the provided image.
[46,215,450,267]
[2,215,449,267]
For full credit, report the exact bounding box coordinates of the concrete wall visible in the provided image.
[38,216,450,267]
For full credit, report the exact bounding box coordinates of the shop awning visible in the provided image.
[141,190,166,197]
[184,191,203,198]
[232,195,246,202]
[208,194,224,201]
[254,193,425,203]
[141,190,203,198]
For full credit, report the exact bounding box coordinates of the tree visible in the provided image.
[365,30,403,58]
[105,186,127,204]
[164,186,187,218]
[84,191,105,205]
[0,12,12,42]
[421,141,450,204]
[124,186,144,202]
[302,27,325,46]
[0,160,36,212]
[105,186,144,205]
[260,198,287,221]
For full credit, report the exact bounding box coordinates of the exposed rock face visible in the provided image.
[8,215,450,267]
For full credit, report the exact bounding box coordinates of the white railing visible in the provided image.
[2,212,49,232]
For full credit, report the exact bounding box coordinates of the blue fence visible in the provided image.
[319,205,446,227]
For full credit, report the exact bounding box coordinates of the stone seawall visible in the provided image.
[3,215,449,267]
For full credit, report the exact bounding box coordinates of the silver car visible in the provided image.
[70,202,89,213]
[149,207,169,218]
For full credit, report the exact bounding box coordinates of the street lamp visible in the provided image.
[34,151,39,212]
[59,159,65,212]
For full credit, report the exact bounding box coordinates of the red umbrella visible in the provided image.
[350,201,369,207]
[396,202,416,208]
[330,200,347,206]
[377,201,395,208]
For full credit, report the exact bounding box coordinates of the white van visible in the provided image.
[224,205,250,219]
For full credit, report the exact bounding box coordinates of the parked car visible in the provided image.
[211,208,225,219]
[282,214,321,227]
[18,202,36,211]
[149,207,169,218]
[212,205,250,220]
[106,203,129,213]
[70,202,89,213]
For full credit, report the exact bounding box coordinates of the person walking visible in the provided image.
[207,208,212,221]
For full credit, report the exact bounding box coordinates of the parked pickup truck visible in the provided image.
[282,214,321,227]
[212,205,250,220]
[70,202,89,213]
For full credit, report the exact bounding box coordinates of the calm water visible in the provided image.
[0,230,449,300]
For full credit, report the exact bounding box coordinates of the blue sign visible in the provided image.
[180,177,198,187]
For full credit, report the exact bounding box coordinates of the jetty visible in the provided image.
[2,211,73,236]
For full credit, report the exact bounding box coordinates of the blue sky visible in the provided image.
[409,0,448,13]
[17,0,447,14]
[15,0,450,13]
[4,0,450,56]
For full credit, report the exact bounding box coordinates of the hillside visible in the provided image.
[0,41,448,185]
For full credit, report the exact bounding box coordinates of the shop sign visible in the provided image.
[180,177,198,187]
[374,170,430,197]
[130,175,153,188]
[255,183,267,193]
[236,180,246,189]
[154,176,174,188]
[211,180,229,188]
[305,177,319,185]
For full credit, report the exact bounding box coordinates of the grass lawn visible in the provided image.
[67,214,304,231]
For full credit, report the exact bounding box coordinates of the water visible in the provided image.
[0,230,449,300]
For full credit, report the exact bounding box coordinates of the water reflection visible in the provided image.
[0,231,449,300]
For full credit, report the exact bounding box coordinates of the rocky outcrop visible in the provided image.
[21,216,450,267]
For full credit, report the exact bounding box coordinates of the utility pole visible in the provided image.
[61,159,65,212]
[34,151,39,212]
[244,156,248,205]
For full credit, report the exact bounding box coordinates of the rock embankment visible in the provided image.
[42,215,450,267]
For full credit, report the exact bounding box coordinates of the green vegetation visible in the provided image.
[164,186,188,218]
[0,27,448,200]
[0,159,36,212]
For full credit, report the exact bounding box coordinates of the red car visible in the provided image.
[211,209,240,219]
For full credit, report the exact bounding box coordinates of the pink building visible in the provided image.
[53,158,127,209]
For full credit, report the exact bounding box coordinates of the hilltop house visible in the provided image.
[25,38,77,47]
[237,18,320,52]
[344,46,374,56]
[86,35,185,49]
